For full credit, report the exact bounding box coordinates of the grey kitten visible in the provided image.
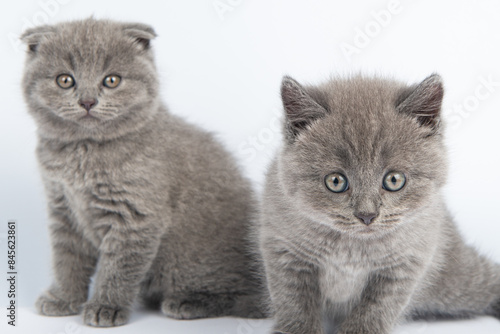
[21,18,267,327]
[259,74,500,334]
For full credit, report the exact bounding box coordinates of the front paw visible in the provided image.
[36,292,82,316]
[83,302,130,327]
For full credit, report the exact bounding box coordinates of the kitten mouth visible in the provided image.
[354,221,399,234]
[80,111,99,120]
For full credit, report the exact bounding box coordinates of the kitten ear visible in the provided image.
[281,76,328,140]
[396,74,444,130]
[123,23,157,50]
[20,25,55,53]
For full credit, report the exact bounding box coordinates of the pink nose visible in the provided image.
[79,98,97,111]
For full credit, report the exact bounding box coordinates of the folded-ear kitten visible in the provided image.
[21,18,268,327]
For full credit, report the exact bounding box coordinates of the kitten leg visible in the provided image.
[412,242,500,320]
[37,193,98,316]
[82,215,162,327]
[262,240,324,334]
[337,269,419,334]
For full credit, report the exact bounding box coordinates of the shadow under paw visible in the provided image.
[36,293,82,316]
[83,303,130,327]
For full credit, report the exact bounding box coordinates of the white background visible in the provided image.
[1,0,500,333]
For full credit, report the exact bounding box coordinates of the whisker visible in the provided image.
[331,213,349,220]
[59,108,80,113]
[385,213,402,218]
[60,110,83,116]
[336,220,355,226]
[379,219,399,224]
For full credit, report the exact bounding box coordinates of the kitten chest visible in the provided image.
[39,141,106,183]
[38,140,127,243]
[320,257,370,305]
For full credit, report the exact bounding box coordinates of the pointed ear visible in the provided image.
[396,74,444,130]
[20,25,55,53]
[123,23,156,50]
[281,76,328,141]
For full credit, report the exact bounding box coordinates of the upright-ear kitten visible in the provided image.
[21,18,267,327]
[259,74,500,334]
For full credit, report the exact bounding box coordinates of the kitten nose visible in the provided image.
[355,213,377,226]
[79,98,97,111]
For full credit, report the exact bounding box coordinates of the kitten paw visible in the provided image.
[83,303,129,327]
[161,298,211,320]
[36,292,82,316]
[161,294,234,320]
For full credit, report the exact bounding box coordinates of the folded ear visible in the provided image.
[20,25,56,53]
[396,74,444,131]
[281,76,328,141]
[122,23,157,50]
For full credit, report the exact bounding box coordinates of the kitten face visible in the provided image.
[22,19,159,140]
[279,75,447,238]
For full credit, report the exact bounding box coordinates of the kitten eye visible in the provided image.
[56,74,75,89]
[103,75,121,88]
[383,172,406,192]
[324,173,349,193]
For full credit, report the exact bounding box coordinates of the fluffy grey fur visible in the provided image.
[259,74,500,334]
[21,18,266,327]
